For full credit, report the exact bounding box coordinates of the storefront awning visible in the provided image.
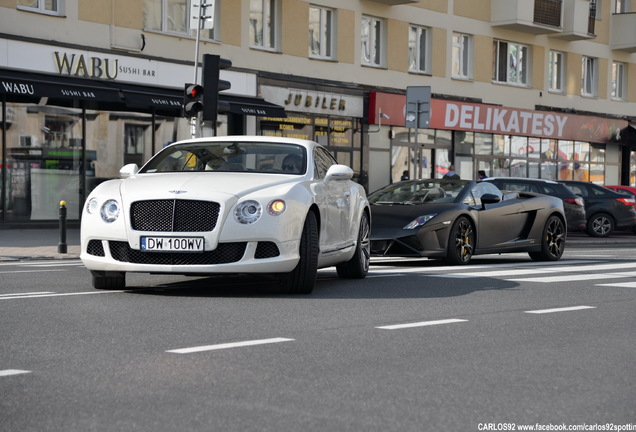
[221,94,287,117]
[0,69,123,104]
[1,69,286,118]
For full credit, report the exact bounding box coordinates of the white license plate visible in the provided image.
[140,236,204,252]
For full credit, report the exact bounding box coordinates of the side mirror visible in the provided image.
[325,164,353,182]
[481,193,501,204]
[120,163,139,178]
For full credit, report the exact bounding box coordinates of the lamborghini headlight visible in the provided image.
[404,214,437,229]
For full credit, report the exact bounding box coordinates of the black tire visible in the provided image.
[91,271,126,290]
[336,211,370,279]
[279,211,319,294]
[529,215,566,261]
[445,216,474,265]
[586,212,614,237]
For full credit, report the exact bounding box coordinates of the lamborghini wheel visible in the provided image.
[446,216,474,265]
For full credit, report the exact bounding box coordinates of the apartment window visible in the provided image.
[493,40,528,86]
[548,50,565,92]
[581,56,597,97]
[143,0,216,39]
[18,0,63,15]
[614,0,629,13]
[250,0,278,50]
[452,33,472,79]
[408,25,430,74]
[612,61,626,100]
[592,0,601,19]
[361,15,384,67]
[309,6,334,59]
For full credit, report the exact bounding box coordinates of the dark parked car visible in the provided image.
[561,180,636,237]
[483,177,586,232]
[369,179,566,264]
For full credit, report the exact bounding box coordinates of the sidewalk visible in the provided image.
[0,228,81,261]
[0,227,634,262]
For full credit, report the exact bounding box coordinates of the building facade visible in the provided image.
[0,0,635,225]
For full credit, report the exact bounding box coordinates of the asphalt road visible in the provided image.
[1,245,635,432]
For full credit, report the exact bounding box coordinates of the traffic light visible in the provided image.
[183,83,204,117]
[202,54,232,123]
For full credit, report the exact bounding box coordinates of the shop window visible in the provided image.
[43,116,76,148]
[548,50,565,93]
[124,124,147,167]
[250,0,278,50]
[361,15,385,67]
[18,0,63,15]
[474,133,493,155]
[493,135,510,156]
[143,0,216,40]
[455,131,474,154]
[452,33,472,80]
[493,40,529,86]
[408,25,430,74]
[309,6,334,59]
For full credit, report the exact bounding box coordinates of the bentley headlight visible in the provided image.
[234,200,262,224]
[404,214,437,229]
[267,199,286,216]
[100,199,121,223]
[86,198,99,215]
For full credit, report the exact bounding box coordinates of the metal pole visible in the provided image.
[413,101,419,179]
[191,0,203,139]
[58,200,67,254]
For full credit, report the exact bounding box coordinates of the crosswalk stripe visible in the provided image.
[596,281,636,288]
[430,262,636,280]
[509,271,636,283]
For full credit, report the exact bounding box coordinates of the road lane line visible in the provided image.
[167,337,295,354]
[525,306,596,314]
[0,291,120,300]
[0,292,54,297]
[0,270,65,274]
[0,370,31,377]
[376,318,468,330]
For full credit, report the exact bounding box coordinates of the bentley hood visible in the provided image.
[117,172,299,202]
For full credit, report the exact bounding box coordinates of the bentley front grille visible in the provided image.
[109,241,246,265]
[130,199,220,232]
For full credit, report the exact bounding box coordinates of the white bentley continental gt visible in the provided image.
[80,136,371,294]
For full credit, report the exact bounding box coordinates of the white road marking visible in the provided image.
[376,318,468,330]
[0,291,120,300]
[167,337,295,354]
[509,271,636,283]
[0,260,82,267]
[596,281,636,288]
[0,270,65,274]
[0,369,31,377]
[0,292,54,297]
[370,260,600,275]
[434,262,636,279]
[525,306,596,314]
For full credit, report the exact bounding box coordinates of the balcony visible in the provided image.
[611,13,636,52]
[368,0,419,4]
[491,0,562,34]
[551,0,597,40]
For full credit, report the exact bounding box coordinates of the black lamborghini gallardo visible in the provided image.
[369,179,566,265]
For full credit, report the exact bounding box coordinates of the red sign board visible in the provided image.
[368,92,626,143]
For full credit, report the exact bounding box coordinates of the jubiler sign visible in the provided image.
[431,100,626,143]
